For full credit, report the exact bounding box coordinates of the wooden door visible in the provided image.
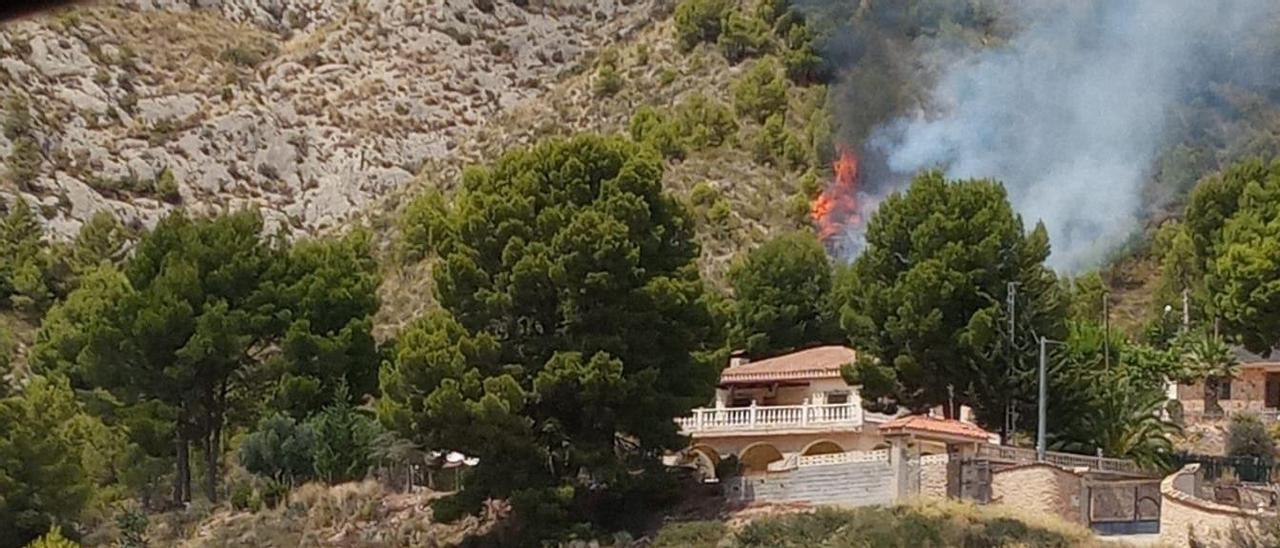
[1266,373,1280,409]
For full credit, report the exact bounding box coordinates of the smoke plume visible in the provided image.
[868,0,1277,270]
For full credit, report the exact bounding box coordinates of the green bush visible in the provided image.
[229,482,255,511]
[7,137,41,188]
[652,521,727,548]
[657,68,678,86]
[732,58,788,123]
[238,413,317,485]
[753,113,804,169]
[717,11,772,64]
[112,502,148,548]
[782,25,824,84]
[308,394,382,484]
[674,0,733,51]
[688,181,721,209]
[675,94,737,148]
[1228,412,1276,463]
[733,503,1095,547]
[154,168,180,203]
[24,527,79,548]
[628,107,686,160]
[592,63,624,97]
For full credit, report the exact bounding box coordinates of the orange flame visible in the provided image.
[810,145,861,243]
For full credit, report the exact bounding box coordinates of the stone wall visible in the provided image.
[1160,464,1273,547]
[990,463,1085,524]
[725,455,894,507]
[919,454,950,499]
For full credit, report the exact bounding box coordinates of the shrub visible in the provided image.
[657,68,678,87]
[628,107,686,160]
[220,45,267,67]
[717,11,772,64]
[154,168,180,203]
[238,413,317,485]
[783,27,824,84]
[307,395,382,484]
[652,521,726,548]
[24,527,79,548]
[112,502,148,548]
[688,181,720,209]
[1228,412,1275,463]
[229,481,255,511]
[592,63,623,97]
[674,0,733,51]
[675,94,737,148]
[732,58,788,123]
[7,136,41,188]
[753,113,804,169]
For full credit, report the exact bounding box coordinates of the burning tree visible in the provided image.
[810,146,863,251]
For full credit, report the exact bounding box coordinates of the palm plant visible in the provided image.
[1178,329,1239,416]
[1059,375,1179,470]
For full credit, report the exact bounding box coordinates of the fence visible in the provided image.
[1171,453,1274,483]
[975,444,1145,476]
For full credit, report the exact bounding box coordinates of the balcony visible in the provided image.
[677,402,864,435]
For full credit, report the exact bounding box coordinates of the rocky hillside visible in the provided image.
[2,0,828,338]
[0,0,659,238]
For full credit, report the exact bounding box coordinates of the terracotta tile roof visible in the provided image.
[720,345,856,384]
[878,414,993,441]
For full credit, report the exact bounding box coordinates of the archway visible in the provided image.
[739,443,783,476]
[800,440,844,456]
[689,445,720,480]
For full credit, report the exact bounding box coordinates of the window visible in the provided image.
[1217,379,1232,401]
[826,391,849,404]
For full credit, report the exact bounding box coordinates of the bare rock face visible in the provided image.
[0,0,655,238]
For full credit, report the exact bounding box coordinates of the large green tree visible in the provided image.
[1184,158,1280,354]
[382,135,720,540]
[33,210,382,504]
[728,230,838,357]
[0,376,95,548]
[836,171,1066,423]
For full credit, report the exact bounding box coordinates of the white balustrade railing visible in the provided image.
[676,402,863,434]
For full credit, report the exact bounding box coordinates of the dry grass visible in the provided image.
[173,480,498,547]
[658,498,1131,548]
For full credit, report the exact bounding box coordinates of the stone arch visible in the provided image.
[800,439,844,456]
[689,445,720,480]
[739,443,783,476]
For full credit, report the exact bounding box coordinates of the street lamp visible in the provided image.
[1037,335,1066,462]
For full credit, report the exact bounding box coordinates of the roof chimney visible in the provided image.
[729,349,749,368]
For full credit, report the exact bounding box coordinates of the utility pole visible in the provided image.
[1007,282,1018,442]
[1038,336,1047,462]
[1182,288,1190,332]
[1103,291,1110,370]
[1036,336,1065,462]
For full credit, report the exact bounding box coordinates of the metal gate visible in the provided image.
[1087,481,1161,535]
[956,458,992,503]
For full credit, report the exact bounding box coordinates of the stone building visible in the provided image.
[1176,347,1280,422]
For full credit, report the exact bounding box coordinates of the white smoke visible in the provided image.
[871,0,1276,270]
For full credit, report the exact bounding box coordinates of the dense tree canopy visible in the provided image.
[0,376,94,548]
[728,230,838,357]
[383,135,721,539]
[30,209,381,507]
[1184,158,1280,354]
[837,171,1066,422]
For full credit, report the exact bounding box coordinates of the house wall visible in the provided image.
[1179,369,1273,417]
[714,378,859,407]
[1160,464,1271,547]
[724,455,894,507]
[991,463,1085,524]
